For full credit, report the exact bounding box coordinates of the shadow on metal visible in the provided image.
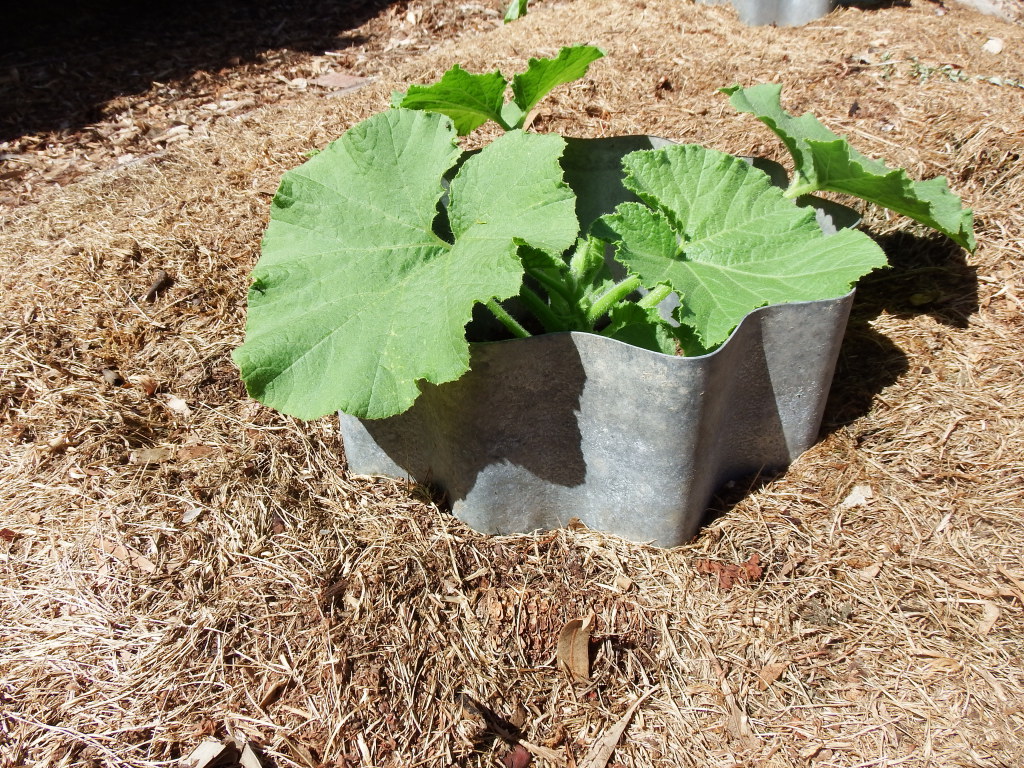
[342,290,853,547]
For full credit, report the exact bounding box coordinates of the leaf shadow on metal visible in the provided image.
[343,292,849,545]
[561,135,675,236]
[355,336,589,497]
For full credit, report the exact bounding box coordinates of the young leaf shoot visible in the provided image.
[504,0,529,23]
[393,46,605,134]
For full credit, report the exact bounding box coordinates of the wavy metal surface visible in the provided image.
[340,291,853,547]
[339,135,860,547]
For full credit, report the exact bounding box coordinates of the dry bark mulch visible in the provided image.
[2,1,1024,767]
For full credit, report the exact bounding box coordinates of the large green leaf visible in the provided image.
[395,65,509,134]
[233,110,577,420]
[723,83,975,250]
[595,144,888,349]
[511,46,605,116]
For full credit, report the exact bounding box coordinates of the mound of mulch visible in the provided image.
[2,1,1023,766]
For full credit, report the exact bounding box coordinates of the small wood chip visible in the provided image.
[177,444,215,461]
[164,395,192,416]
[101,368,125,386]
[756,660,790,691]
[142,269,173,302]
[180,738,239,768]
[858,563,883,581]
[259,676,291,709]
[502,744,532,768]
[557,612,594,681]
[978,601,1000,636]
[96,537,158,574]
[983,37,1004,54]
[132,447,174,465]
[311,72,372,93]
[136,374,159,396]
[840,484,873,509]
[693,553,763,590]
[578,689,655,768]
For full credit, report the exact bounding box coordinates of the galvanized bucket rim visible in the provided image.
[468,288,857,360]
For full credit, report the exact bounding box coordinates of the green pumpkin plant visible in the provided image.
[233,46,974,421]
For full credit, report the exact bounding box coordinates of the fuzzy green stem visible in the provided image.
[518,287,568,333]
[522,264,591,329]
[523,263,576,306]
[586,276,641,325]
[637,284,673,310]
[485,299,531,339]
[569,237,607,284]
[783,172,819,200]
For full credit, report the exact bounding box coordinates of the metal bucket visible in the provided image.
[697,0,837,26]
[339,135,858,547]
[341,292,851,547]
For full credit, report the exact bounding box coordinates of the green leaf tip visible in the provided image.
[512,46,606,117]
[504,0,529,22]
[395,65,509,135]
[723,83,976,251]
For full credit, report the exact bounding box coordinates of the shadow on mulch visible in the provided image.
[705,229,979,525]
[823,228,980,428]
[840,1,911,9]
[0,0,398,142]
